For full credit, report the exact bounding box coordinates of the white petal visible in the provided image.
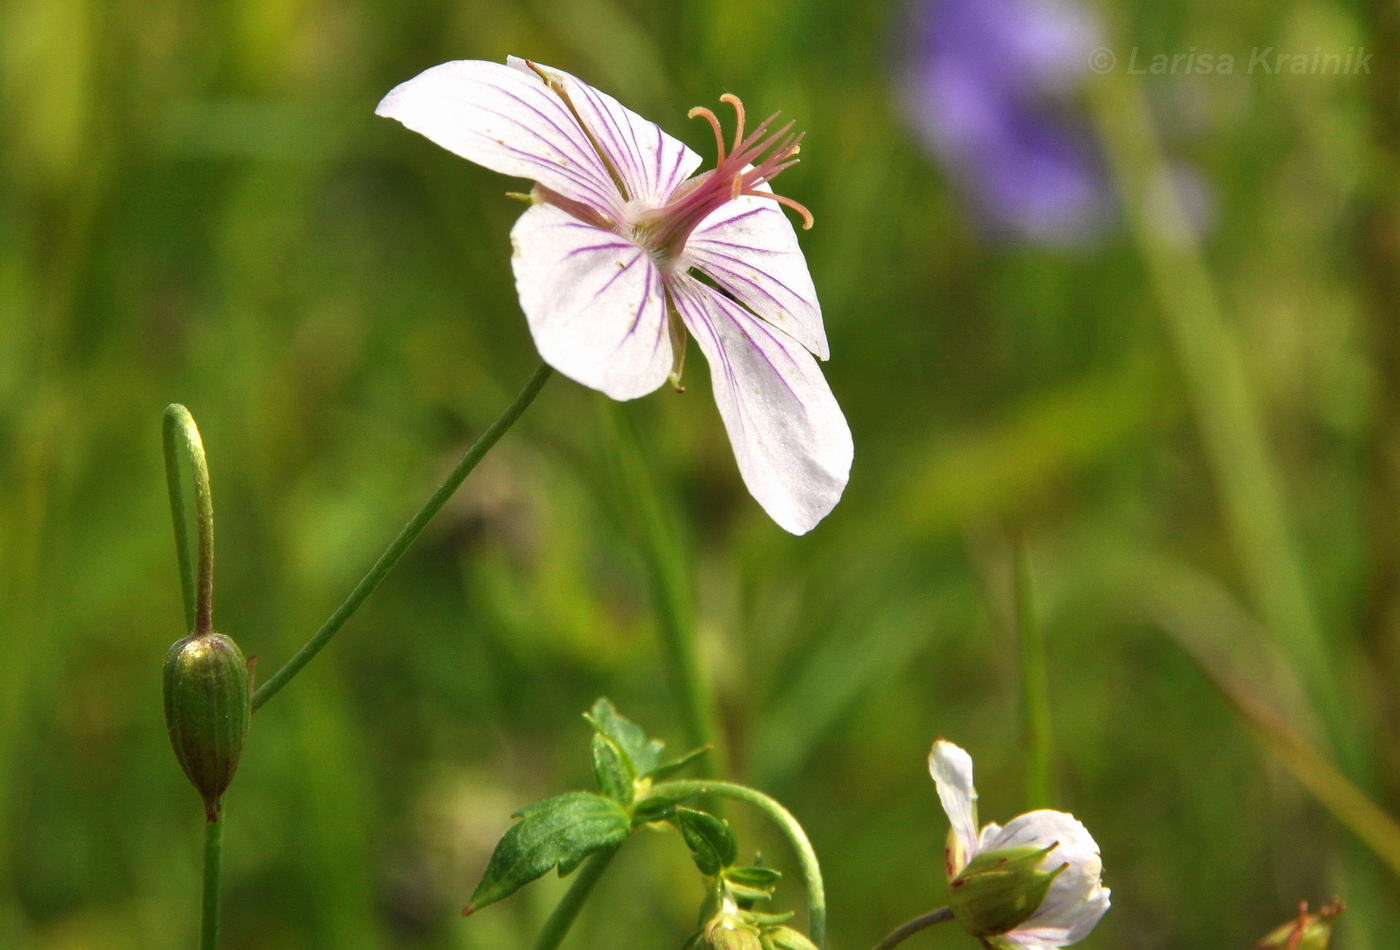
[511,203,671,400]
[669,274,851,534]
[986,810,1110,948]
[376,59,624,217]
[928,739,981,876]
[510,58,702,207]
[684,189,828,359]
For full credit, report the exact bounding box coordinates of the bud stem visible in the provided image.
[867,907,955,950]
[251,362,553,711]
[649,780,826,947]
[163,405,216,636]
[201,812,224,950]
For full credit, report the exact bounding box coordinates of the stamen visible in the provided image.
[720,93,746,154]
[751,191,814,229]
[688,106,727,163]
[526,59,631,202]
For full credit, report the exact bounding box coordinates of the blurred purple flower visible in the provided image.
[899,0,1113,244]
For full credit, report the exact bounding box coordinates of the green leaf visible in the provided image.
[649,743,712,781]
[585,697,664,776]
[464,792,630,915]
[631,785,701,825]
[592,733,636,804]
[677,807,739,875]
[724,865,782,903]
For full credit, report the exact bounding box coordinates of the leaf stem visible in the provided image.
[601,402,723,772]
[530,845,620,950]
[251,363,552,711]
[201,812,224,950]
[651,780,826,947]
[164,405,215,635]
[867,907,954,950]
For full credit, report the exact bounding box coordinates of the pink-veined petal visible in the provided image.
[510,57,702,207]
[511,203,671,400]
[376,59,623,218]
[683,187,828,359]
[929,740,981,877]
[669,273,851,534]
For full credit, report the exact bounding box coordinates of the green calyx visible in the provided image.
[948,842,1064,938]
[163,632,250,822]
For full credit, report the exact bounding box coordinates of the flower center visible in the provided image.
[635,94,813,259]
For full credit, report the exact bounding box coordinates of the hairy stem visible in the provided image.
[201,813,224,950]
[530,845,620,950]
[251,363,552,711]
[164,405,215,635]
[868,907,955,950]
[651,779,825,946]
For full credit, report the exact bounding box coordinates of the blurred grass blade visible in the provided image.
[1087,66,1354,767]
[1180,634,1400,880]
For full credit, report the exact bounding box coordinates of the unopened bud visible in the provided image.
[705,911,763,950]
[163,633,250,821]
[1254,899,1343,950]
[949,842,1065,938]
[760,925,819,950]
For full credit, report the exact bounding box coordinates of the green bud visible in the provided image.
[1253,899,1343,950]
[705,915,763,950]
[163,632,250,821]
[760,925,819,950]
[949,843,1064,938]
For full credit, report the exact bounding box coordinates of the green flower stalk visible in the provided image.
[162,405,250,822]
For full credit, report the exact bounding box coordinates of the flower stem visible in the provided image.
[867,907,954,950]
[651,779,825,947]
[201,812,224,950]
[1013,538,1053,810]
[530,845,620,950]
[163,405,216,635]
[251,363,553,711]
[600,402,722,772]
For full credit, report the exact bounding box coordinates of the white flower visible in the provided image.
[930,739,1110,949]
[376,58,852,535]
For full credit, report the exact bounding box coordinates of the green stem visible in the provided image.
[201,812,224,950]
[652,780,826,947]
[252,363,552,711]
[164,405,216,635]
[1014,539,1053,810]
[601,402,722,772]
[530,845,620,950]
[868,907,954,950]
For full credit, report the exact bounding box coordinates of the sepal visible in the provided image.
[949,842,1064,938]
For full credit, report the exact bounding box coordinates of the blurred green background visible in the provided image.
[3,0,1400,946]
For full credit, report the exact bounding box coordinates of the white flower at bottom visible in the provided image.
[930,740,1110,949]
[374,57,852,535]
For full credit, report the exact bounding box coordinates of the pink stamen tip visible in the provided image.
[750,190,814,230]
[689,106,727,163]
[720,93,746,152]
